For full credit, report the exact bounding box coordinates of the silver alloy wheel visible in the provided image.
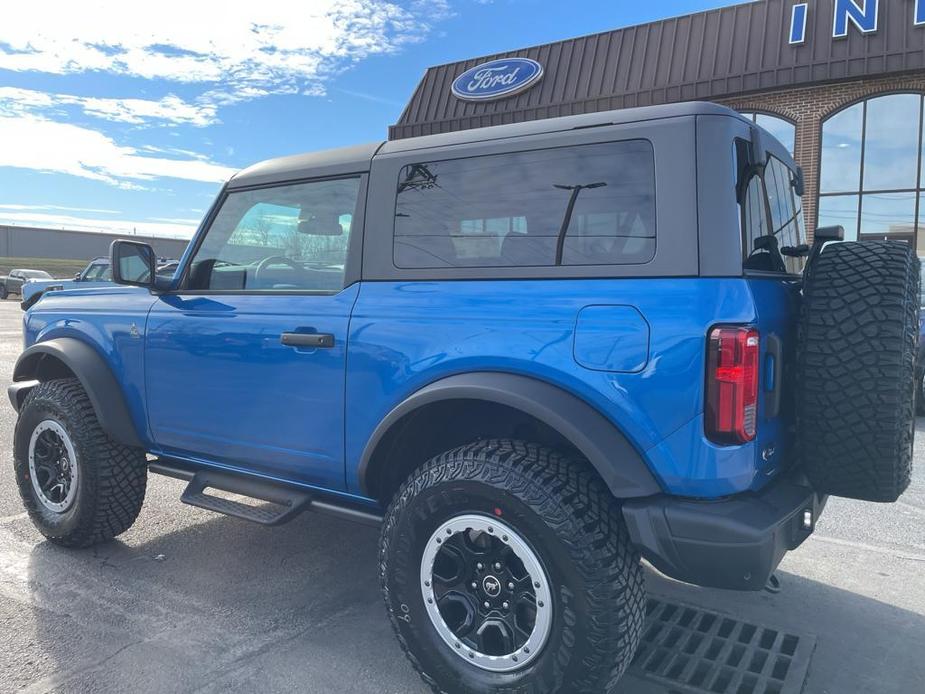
[28,419,79,512]
[420,513,553,673]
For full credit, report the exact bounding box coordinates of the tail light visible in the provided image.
[705,326,760,444]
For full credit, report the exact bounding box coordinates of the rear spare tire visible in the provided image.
[796,241,919,502]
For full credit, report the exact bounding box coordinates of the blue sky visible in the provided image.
[0,0,736,238]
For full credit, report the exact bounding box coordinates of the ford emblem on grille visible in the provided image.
[451,58,544,101]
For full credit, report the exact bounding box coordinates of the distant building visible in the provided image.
[0,225,190,262]
[393,0,925,254]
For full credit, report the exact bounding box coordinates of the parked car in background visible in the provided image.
[0,269,53,299]
[20,256,178,309]
[19,257,110,310]
[155,260,180,279]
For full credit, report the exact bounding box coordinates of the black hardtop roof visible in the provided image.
[228,102,749,189]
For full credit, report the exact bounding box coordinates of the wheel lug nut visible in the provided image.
[484,601,490,609]
[508,582,515,590]
[502,601,509,610]
[494,562,502,571]
[471,582,478,589]
[476,563,483,571]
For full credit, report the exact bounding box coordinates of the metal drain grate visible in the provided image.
[628,598,815,694]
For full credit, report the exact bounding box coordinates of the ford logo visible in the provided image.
[451,58,544,102]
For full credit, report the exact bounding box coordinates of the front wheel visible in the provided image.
[14,378,147,547]
[379,440,645,694]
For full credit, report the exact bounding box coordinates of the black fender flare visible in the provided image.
[358,372,662,499]
[10,337,143,448]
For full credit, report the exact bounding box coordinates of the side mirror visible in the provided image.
[814,225,844,242]
[793,166,806,197]
[111,240,156,288]
[749,125,768,167]
[74,272,81,281]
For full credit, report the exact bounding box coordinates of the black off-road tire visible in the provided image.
[379,439,646,694]
[0,285,8,300]
[14,378,147,547]
[796,241,919,502]
[916,366,925,417]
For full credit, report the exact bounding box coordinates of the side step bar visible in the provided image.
[149,460,383,527]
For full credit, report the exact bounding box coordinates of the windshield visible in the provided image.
[21,270,51,279]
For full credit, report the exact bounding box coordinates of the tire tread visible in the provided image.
[15,378,146,547]
[796,241,918,501]
[379,439,645,694]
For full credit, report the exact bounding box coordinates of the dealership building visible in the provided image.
[392,0,925,252]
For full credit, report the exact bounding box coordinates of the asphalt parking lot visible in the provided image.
[0,299,922,693]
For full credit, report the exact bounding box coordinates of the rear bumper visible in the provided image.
[622,472,826,591]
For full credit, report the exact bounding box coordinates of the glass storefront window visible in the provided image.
[819,94,925,245]
[859,193,917,238]
[820,102,863,194]
[862,95,920,192]
[739,112,795,155]
[818,195,860,241]
[919,193,925,256]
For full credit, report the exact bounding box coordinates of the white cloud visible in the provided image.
[0,203,121,214]
[0,87,218,127]
[0,115,236,188]
[0,0,448,102]
[76,95,217,127]
[0,210,197,238]
[335,88,405,107]
[0,1,450,192]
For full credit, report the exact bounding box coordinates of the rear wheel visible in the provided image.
[796,241,919,502]
[379,439,645,694]
[14,378,147,547]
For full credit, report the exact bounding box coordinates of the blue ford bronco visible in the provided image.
[8,102,917,694]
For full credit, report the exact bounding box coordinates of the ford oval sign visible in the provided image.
[451,58,544,102]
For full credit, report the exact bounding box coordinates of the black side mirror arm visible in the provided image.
[805,225,844,274]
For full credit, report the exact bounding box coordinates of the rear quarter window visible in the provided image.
[393,140,656,269]
[736,143,806,275]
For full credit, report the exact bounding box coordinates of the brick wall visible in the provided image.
[718,72,925,239]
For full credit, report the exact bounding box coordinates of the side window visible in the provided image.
[393,141,656,268]
[187,177,360,292]
[84,263,109,281]
[736,142,806,274]
[765,157,807,274]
